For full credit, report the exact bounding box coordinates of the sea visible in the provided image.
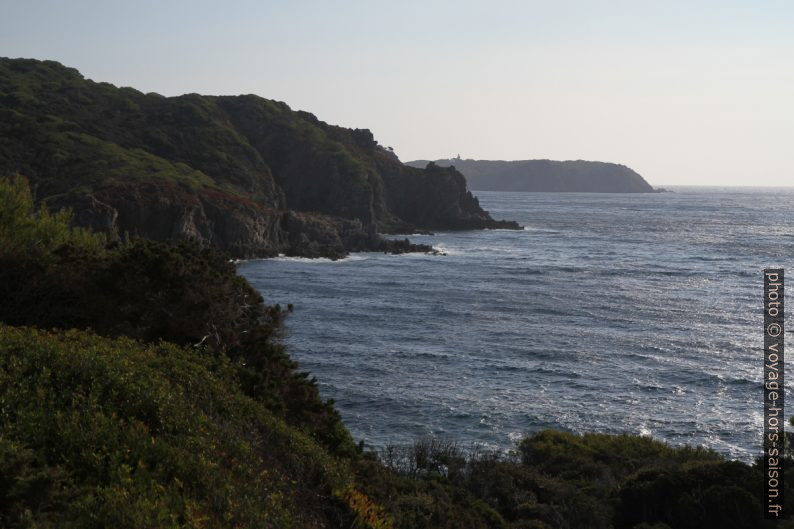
[238,187,794,462]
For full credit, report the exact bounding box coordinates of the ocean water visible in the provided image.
[238,187,794,462]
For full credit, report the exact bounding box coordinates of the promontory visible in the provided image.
[406,158,658,193]
[0,58,519,259]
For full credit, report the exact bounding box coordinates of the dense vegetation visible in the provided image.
[0,57,518,259]
[1,175,792,527]
[370,431,793,529]
[0,175,376,527]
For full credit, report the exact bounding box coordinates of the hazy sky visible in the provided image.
[2,1,793,186]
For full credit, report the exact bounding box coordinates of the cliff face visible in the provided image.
[0,58,518,257]
[52,180,422,259]
[406,158,657,193]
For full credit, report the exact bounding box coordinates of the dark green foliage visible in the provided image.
[0,325,359,528]
[0,175,353,457]
[0,57,517,259]
[616,461,763,529]
[0,174,105,259]
[0,176,381,528]
[353,454,506,529]
[1,169,789,528]
[372,431,791,529]
[0,59,275,201]
[379,162,507,230]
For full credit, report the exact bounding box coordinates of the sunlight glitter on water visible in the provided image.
[239,188,794,462]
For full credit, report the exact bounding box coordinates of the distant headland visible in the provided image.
[406,157,661,193]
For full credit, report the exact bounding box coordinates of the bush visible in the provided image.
[616,461,765,529]
[371,431,787,529]
[2,174,787,528]
[0,174,105,260]
[0,325,362,528]
[0,175,353,456]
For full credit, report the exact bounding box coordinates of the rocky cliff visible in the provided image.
[0,58,519,258]
[406,158,657,193]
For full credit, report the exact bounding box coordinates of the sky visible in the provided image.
[1,0,793,186]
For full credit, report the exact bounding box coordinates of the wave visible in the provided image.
[522,226,562,234]
[238,189,790,463]
[238,254,370,264]
[431,245,461,256]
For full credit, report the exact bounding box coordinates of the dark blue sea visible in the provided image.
[238,187,794,461]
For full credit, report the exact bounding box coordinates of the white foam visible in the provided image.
[432,245,460,256]
[240,254,370,264]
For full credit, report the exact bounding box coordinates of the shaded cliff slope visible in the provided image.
[1,175,785,529]
[0,58,518,258]
[407,158,657,193]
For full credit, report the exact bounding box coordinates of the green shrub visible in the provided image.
[615,461,765,529]
[1,171,786,529]
[0,175,353,457]
[0,174,105,260]
[371,431,786,529]
[0,325,361,528]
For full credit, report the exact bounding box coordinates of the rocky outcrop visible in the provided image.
[0,58,519,258]
[406,158,657,193]
[378,162,520,230]
[49,182,431,259]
